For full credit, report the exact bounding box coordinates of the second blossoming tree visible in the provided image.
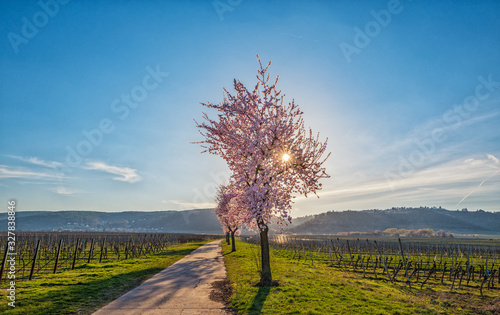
[214,183,244,252]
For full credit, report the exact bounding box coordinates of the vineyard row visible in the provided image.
[242,235,500,295]
[0,232,222,282]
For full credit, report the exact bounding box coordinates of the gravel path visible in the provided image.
[92,240,230,315]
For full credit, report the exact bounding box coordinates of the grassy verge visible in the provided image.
[223,239,499,314]
[0,240,211,314]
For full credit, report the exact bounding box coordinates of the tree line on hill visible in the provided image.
[336,228,454,238]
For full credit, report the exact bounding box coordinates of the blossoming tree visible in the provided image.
[196,56,330,286]
[214,183,243,252]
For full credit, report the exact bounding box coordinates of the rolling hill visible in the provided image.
[1,207,498,235]
[0,209,223,233]
[288,207,500,235]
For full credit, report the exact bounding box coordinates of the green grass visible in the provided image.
[223,240,499,314]
[0,241,211,314]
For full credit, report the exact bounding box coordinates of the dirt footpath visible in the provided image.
[93,240,231,315]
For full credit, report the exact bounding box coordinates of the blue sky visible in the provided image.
[1,0,499,216]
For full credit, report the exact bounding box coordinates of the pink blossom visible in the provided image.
[196,55,330,231]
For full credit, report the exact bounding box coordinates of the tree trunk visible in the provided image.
[259,224,273,286]
[231,231,236,252]
[226,232,230,245]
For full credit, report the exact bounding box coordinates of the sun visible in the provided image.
[282,153,291,162]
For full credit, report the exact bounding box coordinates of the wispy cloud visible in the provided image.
[284,33,304,39]
[298,153,500,211]
[487,154,499,164]
[456,170,499,207]
[85,162,142,183]
[169,200,215,209]
[51,187,76,195]
[379,110,500,160]
[465,154,500,169]
[456,154,500,206]
[6,155,63,168]
[0,165,59,180]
